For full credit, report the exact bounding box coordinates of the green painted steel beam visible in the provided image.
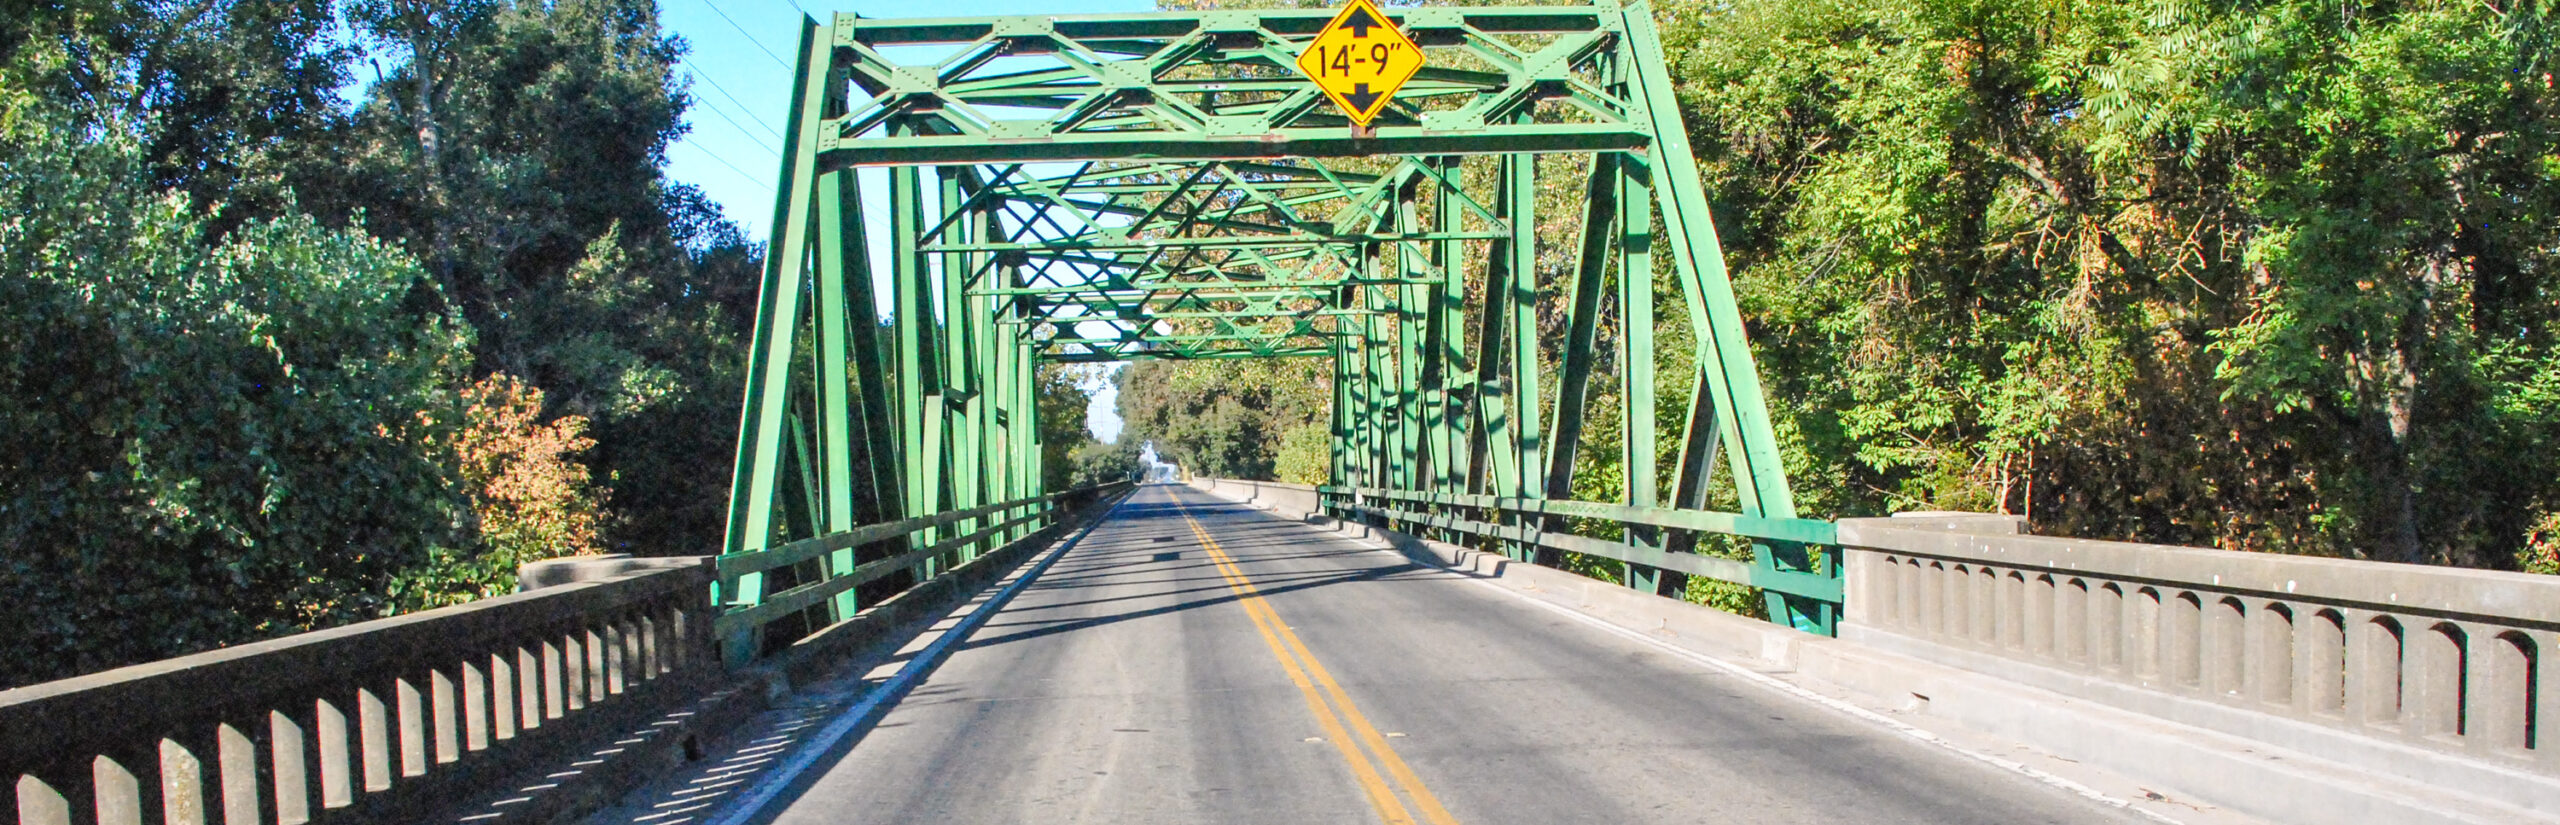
[921,231,1504,253]
[719,4,1835,665]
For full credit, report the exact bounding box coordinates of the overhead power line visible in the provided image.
[678,135,777,195]
[679,58,787,142]
[684,82,785,159]
[697,0,795,69]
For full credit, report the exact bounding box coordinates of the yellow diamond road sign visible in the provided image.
[1294,0,1423,127]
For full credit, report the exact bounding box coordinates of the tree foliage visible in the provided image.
[0,86,471,686]
[1116,357,1333,481]
[1069,439,1144,488]
[0,0,758,687]
[1666,0,2559,566]
[395,373,611,610]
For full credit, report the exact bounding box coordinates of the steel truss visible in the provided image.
[720,1,1842,644]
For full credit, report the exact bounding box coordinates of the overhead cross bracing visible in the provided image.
[719,1,1845,661]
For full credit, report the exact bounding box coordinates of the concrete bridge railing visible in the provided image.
[1188,477,1321,519]
[3,558,719,825]
[3,481,1135,825]
[1840,514,2560,796]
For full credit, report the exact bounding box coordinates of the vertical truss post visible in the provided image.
[1617,155,1671,596]
[1402,274,1423,491]
[1475,150,1539,559]
[1504,153,1542,508]
[1025,338,1047,498]
[1428,158,1467,512]
[940,169,980,568]
[1467,165,1512,505]
[890,153,939,583]
[812,168,860,620]
[719,17,826,662]
[1394,223,1427,492]
[1362,290,1389,490]
[1536,153,1618,567]
[1009,299,1031,523]
[1618,3,1826,632]
[1341,333,1361,491]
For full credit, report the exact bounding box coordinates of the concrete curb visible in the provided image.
[1184,482,2558,825]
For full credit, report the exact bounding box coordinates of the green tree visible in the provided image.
[0,87,472,688]
[1662,0,2560,565]
[1,1,351,239]
[337,0,757,555]
[1117,357,1332,480]
[1070,439,1144,487]
[1036,364,1103,491]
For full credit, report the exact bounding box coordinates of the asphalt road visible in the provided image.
[758,484,2154,825]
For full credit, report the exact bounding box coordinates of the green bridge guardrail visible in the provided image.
[712,480,1136,661]
[1319,485,1843,633]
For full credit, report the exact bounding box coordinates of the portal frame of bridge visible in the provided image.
[717,1,1842,657]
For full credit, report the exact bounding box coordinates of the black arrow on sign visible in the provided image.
[1342,5,1383,37]
[1342,83,1382,113]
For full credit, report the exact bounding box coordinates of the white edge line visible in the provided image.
[1302,513,2190,825]
[702,489,1133,825]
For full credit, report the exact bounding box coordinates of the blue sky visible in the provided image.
[657,0,1155,442]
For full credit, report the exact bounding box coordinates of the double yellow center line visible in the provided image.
[1168,490,1459,825]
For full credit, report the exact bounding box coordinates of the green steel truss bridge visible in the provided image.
[720,0,1843,643]
[8,6,2549,825]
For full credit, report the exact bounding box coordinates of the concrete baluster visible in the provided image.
[558,631,585,714]
[12,773,71,825]
[355,682,392,792]
[212,720,265,825]
[2468,628,2534,755]
[15,761,98,825]
[2092,583,2124,671]
[1858,553,1891,629]
[461,659,491,753]
[1929,561,1953,639]
[2347,611,2405,730]
[639,613,662,680]
[2131,587,2162,681]
[2251,602,2295,707]
[159,735,209,825]
[429,667,461,766]
[2204,596,2246,699]
[394,673,427,779]
[2168,592,2204,690]
[1999,571,2026,650]
[2303,609,2347,718]
[1902,558,1924,630]
[531,641,560,726]
[620,612,645,688]
[599,621,625,698]
[2409,621,2469,741]
[266,709,313,825]
[2058,579,2088,665]
[489,650,520,743]
[582,625,608,705]
[310,696,353,809]
[95,748,160,825]
[1971,567,1996,645]
[2026,574,2054,657]
[670,600,701,673]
